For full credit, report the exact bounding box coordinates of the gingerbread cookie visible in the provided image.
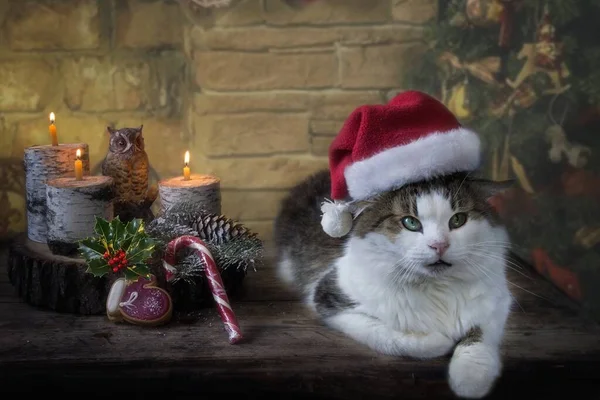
[106,274,173,326]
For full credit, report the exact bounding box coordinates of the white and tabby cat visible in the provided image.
[273,170,513,399]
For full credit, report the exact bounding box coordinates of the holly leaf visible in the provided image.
[85,257,110,278]
[109,217,126,249]
[93,216,111,245]
[78,238,107,261]
[123,264,152,280]
[128,238,156,264]
[126,219,143,236]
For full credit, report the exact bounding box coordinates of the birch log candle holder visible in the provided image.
[24,143,90,243]
[158,174,221,215]
[45,175,115,257]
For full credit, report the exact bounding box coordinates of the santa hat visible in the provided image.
[321,90,482,237]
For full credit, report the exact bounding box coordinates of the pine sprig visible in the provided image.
[145,204,263,287]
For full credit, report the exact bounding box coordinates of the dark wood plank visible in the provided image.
[1,243,600,398]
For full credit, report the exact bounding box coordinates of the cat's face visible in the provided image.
[107,126,144,154]
[350,173,511,281]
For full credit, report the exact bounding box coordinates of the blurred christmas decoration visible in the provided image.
[405,0,600,315]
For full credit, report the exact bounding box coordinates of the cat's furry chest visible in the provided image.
[337,257,510,340]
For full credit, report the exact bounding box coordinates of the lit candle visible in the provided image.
[183,151,191,181]
[49,112,58,146]
[74,149,83,181]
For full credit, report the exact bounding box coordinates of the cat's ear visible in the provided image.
[471,179,514,199]
[136,125,143,138]
[107,126,114,135]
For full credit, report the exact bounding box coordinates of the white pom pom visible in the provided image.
[320,200,353,238]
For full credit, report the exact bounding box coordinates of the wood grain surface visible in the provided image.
[1,242,599,398]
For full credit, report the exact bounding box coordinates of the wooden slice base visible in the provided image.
[6,234,113,315]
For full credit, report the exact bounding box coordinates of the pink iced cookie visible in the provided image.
[106,275,173,326]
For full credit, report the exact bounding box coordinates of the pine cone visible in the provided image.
[158,207,258,246]
[189,214,257,245]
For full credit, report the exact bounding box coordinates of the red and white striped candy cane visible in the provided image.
[163,235,243,344]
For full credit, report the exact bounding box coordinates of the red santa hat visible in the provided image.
[321,90,482,237]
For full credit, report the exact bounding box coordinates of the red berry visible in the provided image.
[112,267,118,273]
[108,259,114,266]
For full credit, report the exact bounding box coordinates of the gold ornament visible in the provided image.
[446,81,471,120]
[466,0,504,27]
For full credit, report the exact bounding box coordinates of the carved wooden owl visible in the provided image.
[101,125,158,221]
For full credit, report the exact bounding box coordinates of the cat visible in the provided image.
[273,169,513,399]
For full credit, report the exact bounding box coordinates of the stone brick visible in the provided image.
[191,25,424,51]
[310,91,384,119]
[3,0,100,50]
[0,116,16,157]
[193,92,310,115]
[242,220,274,242]
[0,60,55,112]
[194,51,336,90]
[222,191,287,221]
[62,57,154,112]
[264,0,389,25]
[310,120,343,136]
[213,0,264,27]
[195,113,309,156]
[311,136,333,157]
[340,44,427,89]
[202,156,328,189]
[115,0,182,49]
[392,0,438,24]
[4,191,27,236]
[113,117,185,180]
[13,115,109,167]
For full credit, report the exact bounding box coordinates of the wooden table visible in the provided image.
[1,241,600,398]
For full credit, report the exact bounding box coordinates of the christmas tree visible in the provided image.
[405,0,600,309]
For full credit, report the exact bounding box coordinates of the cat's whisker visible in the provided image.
[464,259,526,313]
[451,171,472,204]
[463,258,525,312]
[468,251,531,278]
[466,258,551,303]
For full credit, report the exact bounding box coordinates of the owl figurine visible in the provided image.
[101,125,158,222]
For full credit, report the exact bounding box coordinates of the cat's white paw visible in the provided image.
[411,331,456,359]
[448,343,501,399]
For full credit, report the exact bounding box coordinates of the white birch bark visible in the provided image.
[46,176,114,256]
[24,143,90,243]
[158,174,221,215]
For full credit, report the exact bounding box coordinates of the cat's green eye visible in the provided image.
[449,213,468,229]
[401,216,422,232]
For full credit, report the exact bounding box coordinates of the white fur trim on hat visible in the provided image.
[344,127,481,201]
[320,199,353,238]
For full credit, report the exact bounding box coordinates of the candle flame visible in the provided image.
[184,151,190,165]
[49,112,55,123]
[76,149,81,159]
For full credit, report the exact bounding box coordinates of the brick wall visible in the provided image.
[0,0,436,242]
[185,0,435,240]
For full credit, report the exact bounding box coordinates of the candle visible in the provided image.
[183,151,191,181]
[49,112,58,146]
[74,149,83,181]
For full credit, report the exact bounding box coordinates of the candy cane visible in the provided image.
[163,235,243,344]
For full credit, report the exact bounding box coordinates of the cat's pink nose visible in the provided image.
[428,241,449,256]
